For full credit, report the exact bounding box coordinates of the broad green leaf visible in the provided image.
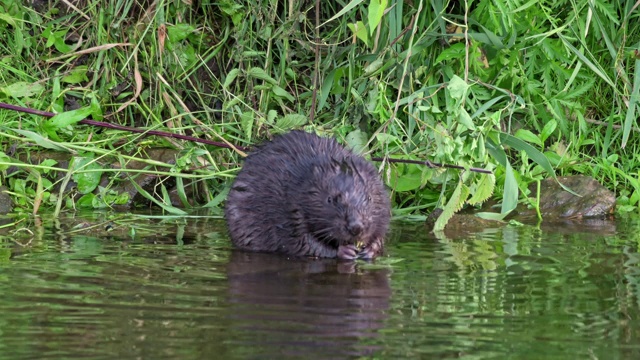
[114,192,130,205]
[364,56,385,76]
[540,120,557,143]
[167,23,195,43]
[458,108,475,130]
[447,75,470,101]
[62,66,89,84]
[368,0,388,35]
[71,157,103,194]
[0,152,11,171]
[485,136,507,166]
[387,162,423,192]
[321,0,366,27]
[266,109,278,125]
[347,21,369,45]
[271,85,295,101]
[218,0,244,26]
[77,193,96,208]
[501,161,518,214]
[471,97,507,119]
[53,35,73,53]
[0,13,17,26]
[48,106,94,130]
[514,129,542,147]
[319,68,340,111]
[434,42,465,65]
[475,212,508,221]
[89,94,103,121]
[40,159,59,174]
[499,132,555,176]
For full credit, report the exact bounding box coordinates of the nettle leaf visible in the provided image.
[223,68,240,89]
[62,66,89,84]
[458,108,475,130]
[434,181,470,232]
[447,75,470,102]
[271,85,295,101]
[0,81,45,98]
[275,114,307,132]
[71,157,103,194]
[0,12,17,26]
[240,111,254,140]
[345,129,368,155]
[247,67,277,85]
[468,173,495,205]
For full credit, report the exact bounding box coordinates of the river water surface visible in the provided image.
[0,211,638,359]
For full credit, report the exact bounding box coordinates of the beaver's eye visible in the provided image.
[327,194,341,204]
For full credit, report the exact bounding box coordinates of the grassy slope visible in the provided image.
[0,0,638,216]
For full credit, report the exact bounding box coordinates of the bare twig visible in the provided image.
[0,102,249,152]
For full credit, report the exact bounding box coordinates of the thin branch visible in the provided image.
[0,102,249,152]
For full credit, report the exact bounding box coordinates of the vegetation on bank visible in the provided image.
[0,0,638,224]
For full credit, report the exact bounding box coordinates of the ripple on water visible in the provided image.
[0,213,639,359]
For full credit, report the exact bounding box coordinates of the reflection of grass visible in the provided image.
[358,257,405,270]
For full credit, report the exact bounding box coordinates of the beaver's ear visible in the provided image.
[330,156,341,169]
[347,157,365,182]
[336,157,359,178]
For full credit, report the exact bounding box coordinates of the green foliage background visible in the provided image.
[0,0,638,218]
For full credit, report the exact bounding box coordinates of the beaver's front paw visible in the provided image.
[357,238,383,260]
[337,244,359,260]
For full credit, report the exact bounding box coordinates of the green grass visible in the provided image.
[0,0,638,218]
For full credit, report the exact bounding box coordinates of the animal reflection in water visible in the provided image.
[225,251,391,358]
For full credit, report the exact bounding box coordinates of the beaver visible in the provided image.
[224,130,391,260]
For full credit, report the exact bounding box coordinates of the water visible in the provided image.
[0,211,639,359]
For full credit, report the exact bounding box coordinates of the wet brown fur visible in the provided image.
[225,131,391,259]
